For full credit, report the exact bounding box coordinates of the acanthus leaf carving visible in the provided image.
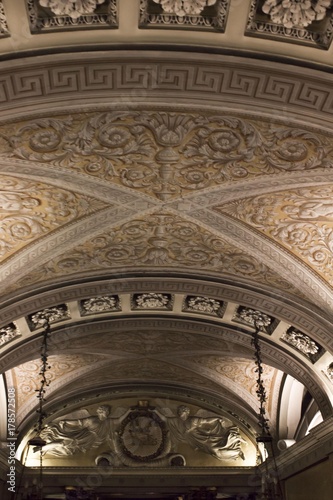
[39,0,106,19]
[152,0,217,17]
[262,0,331,29]
[3,112,333,201]
[0,175,107,262]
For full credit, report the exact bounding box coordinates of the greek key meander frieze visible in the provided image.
[1,61,333,123]
[140,0,227,31]
[247,0,333,49]
[27,0,118,32]
[214,186,333,286]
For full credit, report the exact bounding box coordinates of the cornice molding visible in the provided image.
[0,52,333,128]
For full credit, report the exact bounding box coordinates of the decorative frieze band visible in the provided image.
[0,54,333,128]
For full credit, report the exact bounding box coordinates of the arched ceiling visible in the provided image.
[0,0,333,486]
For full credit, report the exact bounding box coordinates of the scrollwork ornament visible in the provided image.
[262,128,327,171]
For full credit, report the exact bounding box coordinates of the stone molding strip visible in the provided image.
[0,52,333,128]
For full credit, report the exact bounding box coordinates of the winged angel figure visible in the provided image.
[153,0,217,17]
[36,405,127,456]
[160,405,246,461]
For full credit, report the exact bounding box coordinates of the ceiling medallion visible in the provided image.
[117,402,168,462]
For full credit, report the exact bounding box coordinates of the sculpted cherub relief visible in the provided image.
[164,405,246,461]
[36,405,125,456]
[35,403,247,464]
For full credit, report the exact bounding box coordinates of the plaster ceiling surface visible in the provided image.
[0,0,333,495]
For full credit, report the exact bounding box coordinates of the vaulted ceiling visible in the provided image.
[1,0,333,498]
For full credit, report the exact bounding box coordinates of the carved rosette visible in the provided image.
[28,305,70,330]
[132,292,173,310]
[262,0,331,29]
[281,327,322,362]
[117,406,168,462]
[39,0,107,19]
[183,295,224,316]
[28,0,118,32]
[140,0,228,31]
[246,0,333,49]
[0,323,20,347]
[234,306,274,334]
[80,295,121,314]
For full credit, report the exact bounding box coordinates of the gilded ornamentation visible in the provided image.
[262,0,330,29]
[152,0,217,16]
[81,295,120,314]
[0,323,20,346]
[184,296,223,316]
[39,0,106,19]
[281,327,320,357]
[28,305,70,330]
[0,176,106,262]
[133,293,172,309]
[215,186,333,285]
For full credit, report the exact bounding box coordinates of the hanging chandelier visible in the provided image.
[17,316,51,500]
[251,318,284,500]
